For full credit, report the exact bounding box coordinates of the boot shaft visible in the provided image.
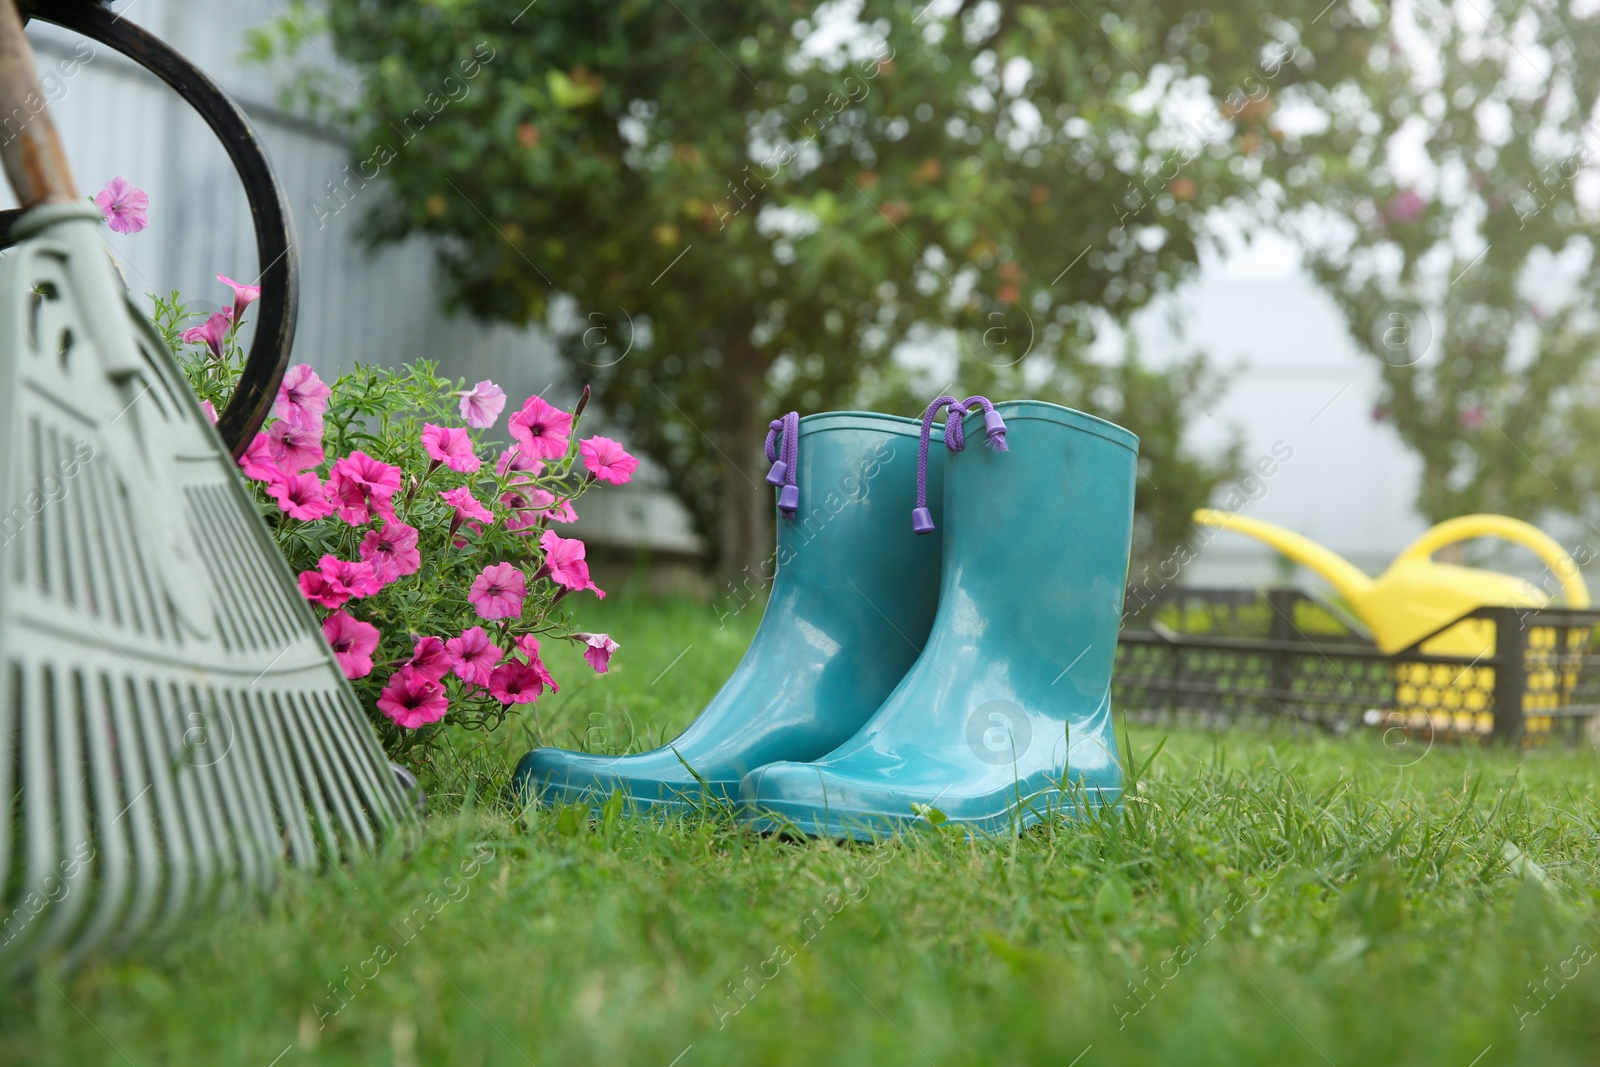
[939,400,1138,703]
[762,411,944,617]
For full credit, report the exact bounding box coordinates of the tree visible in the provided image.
[272,0,1375,575]
[1248,0,1600,535]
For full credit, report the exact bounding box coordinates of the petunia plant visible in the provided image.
[156,272,632,777]
[93,176,149,235]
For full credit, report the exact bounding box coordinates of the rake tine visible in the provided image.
[0,0,414,976]
[106,673,162,954]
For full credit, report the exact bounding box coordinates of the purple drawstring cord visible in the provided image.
[911,394,1007,534]
[912,395,959,534]
[765,411,800,516]
[959,395,1010,453]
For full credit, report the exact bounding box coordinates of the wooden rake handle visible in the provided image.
[0,0,77,205]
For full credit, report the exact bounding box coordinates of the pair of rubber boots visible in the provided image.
[513,397,1138,838]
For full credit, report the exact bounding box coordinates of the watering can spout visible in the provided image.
[1193,508,1589,655]
[1192,509,1376,605]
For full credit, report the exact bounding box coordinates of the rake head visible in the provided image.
[0,204,417,976]
[0,3,414,976]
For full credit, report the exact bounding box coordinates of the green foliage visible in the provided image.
[157,293,618,788]
[240,0,353,127]
[1256,0,1600,528]
[258,0,1379,572]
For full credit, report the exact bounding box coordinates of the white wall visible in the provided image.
[1135,231,1431,589]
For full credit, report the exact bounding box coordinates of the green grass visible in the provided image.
[5,591,1600,1066]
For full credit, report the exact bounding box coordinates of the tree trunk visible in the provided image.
[717,353,773,586]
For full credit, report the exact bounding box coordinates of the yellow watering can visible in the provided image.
[1192,511,1588,655]
[1192,511,1591,738]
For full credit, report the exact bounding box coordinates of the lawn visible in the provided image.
[4,587,1600,1066]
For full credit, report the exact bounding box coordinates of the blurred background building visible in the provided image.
[12,0,1432,584]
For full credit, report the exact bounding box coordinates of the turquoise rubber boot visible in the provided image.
[740,398,1137,839]
[513,411,945,813]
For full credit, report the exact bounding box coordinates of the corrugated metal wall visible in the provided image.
[10,0,702,556]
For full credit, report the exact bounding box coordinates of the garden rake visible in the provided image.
[0,0,414,976]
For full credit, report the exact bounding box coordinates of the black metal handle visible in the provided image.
[21,0,297,458]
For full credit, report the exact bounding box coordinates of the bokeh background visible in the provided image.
[14,0,1596,593]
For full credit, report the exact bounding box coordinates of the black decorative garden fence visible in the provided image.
[1113,588,1600,746]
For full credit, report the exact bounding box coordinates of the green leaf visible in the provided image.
[1094,875,1135,922]
[547,70,600,109]
[1339,859,1407,940]
[556,805,586,839]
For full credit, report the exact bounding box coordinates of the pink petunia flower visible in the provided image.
[503,510,542,537]
[319,554,382,599]
[457,380,507,429]
[529,657,559,692]
[507,635,557,691]
[327,451,402,525]
[439,486,495,525]
[421,423,481,473]
[218,274,262,323]
[501,488,577,523]
[527,488,577,523]
[298,568,352,610]
[446,626,501,687]
[322,611,380,679]
[1387,188,1428,225]
[377,666,449,729]
[468,562,527,620]
[267,417,325,473]
[579,436,639,485]
[269,471,337,521]
[239,433,283,484]
[488,661,545,705]
[539,529,594,592]
[504,634,552,682]
[496,448,544,482]
[296,555,378,609]
[359,521,421,584]
[512,633,541,662]
[409,635,453,682]
[181,309,232,361]
[276,364,332,427]
[576,632,620,674]
[94,176,149,234]
[507,395,574,461]
[199,400,219,425]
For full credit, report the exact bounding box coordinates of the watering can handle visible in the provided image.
[0,1,77,204]
[1392,515,1591,607]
